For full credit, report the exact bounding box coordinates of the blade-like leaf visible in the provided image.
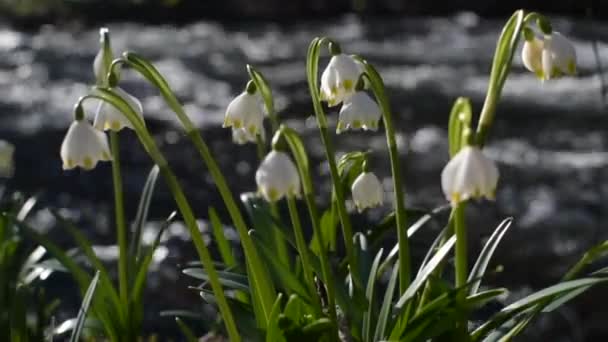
[175,317,198,342]
[209,207,236,268]
[362,248,383,341]
[183,268,249,292]
[395,236,456,310]
[373,259,399,341]
[129,165,160,265]
[468,218,513,295]
[70,271,100,342]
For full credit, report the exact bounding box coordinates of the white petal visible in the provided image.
[255,151,300,201]
[224,92,264,132]
[61,121,112,170]
[521,37,544,76]
[93,88,143,131]
[550,32,576,75]
[351,172,383,211]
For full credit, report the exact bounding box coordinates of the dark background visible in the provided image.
[1,0,608,341]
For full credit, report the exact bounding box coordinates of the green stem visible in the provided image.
[85,91,241,342]
[286,196,322,314]
[361,62,412,294]
[306,38,361,288]
[109,132,130,338]
[116,53,276,321]
[454,203,467,291]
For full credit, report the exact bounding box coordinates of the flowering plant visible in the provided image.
[11,9,608,342]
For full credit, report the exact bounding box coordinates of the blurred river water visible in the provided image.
[1,13,608,340]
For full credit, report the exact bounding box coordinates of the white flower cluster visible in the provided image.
[60,28,144,171]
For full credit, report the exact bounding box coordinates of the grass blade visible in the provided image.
[362,248,383,341]
[175,317,198,342]
[468,218,513,295]
[209,207,236,268]
[70,270,100,342]
[129,165,160,264]
[374,261,399,341]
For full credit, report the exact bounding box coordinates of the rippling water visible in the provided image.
[2,13,608,340]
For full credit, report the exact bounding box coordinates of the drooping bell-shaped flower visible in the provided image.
[441,146,499,204]
[541,32,576,80]
[223,92,264,136]
[60,120,112,170]
[0,140,15,178]
[522,30,576,80]
[337,91,381,134]
[522,34,545,78]
[93,87,144,131]
[320,54,363,107]
[93,28,114,86]
[255,150,300,202]
[351,171,383,212]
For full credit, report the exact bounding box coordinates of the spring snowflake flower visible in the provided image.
[232,125,265,145]
[255,150,300,202]
[320,54,363,107]
[337,91,381,134]
[0,140,15,178]
[93,88,144,131]
[60,120,112,170]
[351,171,383,212]
[441,146,499,204]
[522,31,576,80]
[223,92,264,136]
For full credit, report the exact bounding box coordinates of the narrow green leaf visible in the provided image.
[70,271,100,342]
[468,218,513,295]
[395,236,456,310]
[374,261,399,341]
[183,268,249,292]
[129,165,160,265]
[266,294,285,342]
[131,211,175,302]
[362,248,383,341]
[448,97,472,156]
[175,317,198,342]
[209,207,236,267]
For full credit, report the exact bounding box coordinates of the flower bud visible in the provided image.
[441,146,499,204]
[351,171,383,212]
[255,151,300,202]
[60,120,112,170]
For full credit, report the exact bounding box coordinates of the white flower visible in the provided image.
[541,32,576,80]
[223,92,264,135]
[441,146,499,204]
[320,54,363,107]
[60,120,112,170]
[232,125,265,145]
[522,34,545,78]
[93,87,144,131]
[0,140,15,178]
[337,91,381,134]
[351,172,383,212]
[522,31,576,80]
[255,150,300,202]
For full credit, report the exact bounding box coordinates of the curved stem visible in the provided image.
[83,91,241,342]
[109,132,130,337]
[306,38,361,289]
[116,53,277,321]
[286,196,322,315]
[361,62,412,294]
[279,126,338,332]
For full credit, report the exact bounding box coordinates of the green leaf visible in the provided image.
[183,268,249,292]
[266,294,285,342]
[50,210,122,316]
[209,207,236,268]
[373,261,399,341]
[131,211,175,303]
[250,230,311,302]
[395,236,456,310]
[129,165,160,267]
[468,218,513,295]
[362,248,383,341]
[175,317,198,342]
[70,270,100,342]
